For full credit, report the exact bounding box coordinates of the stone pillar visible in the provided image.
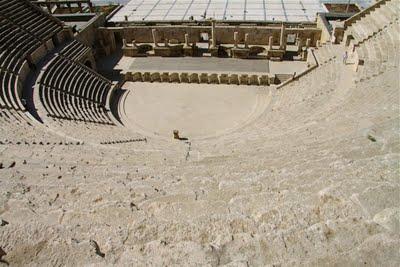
[211,20,216,48]
[184,33,190,48]
[234,32,239,48]
[164,38,169,47]
[297,37,302,52]
[279,23,286,50]
[152,29,159,47]
[269,36,273,50]
[122,38,127,47]
[306,38,311,48]
[183,34,194,56]
[132,40,138,48]
[244,33,249,48]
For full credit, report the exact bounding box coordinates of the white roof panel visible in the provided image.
[109,0,371,23]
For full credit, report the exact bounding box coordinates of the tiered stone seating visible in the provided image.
[37,54,114,124]
[0,0,62,41]
[313,43,338,65]
[0,17,40,112]
[0,52,398,265]
[60,40,91,61]
[346,0,399,45]
[0,1,399,265]
[354,20,399,82]
[0,0,63,126]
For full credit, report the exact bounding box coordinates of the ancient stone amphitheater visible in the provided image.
[0,0,399,266]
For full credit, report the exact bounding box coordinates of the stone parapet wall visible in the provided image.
[125,71,277,86]
[76,14,106,48]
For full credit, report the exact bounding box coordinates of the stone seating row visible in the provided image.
[1,104,137,146]
[354,22,399,83]
[0,108,70,145]
[313,43,337,65]
[0,19,41,73]
[100,138,147,145]
[0,139,83,146]
[346,0,399,45]
[40,56,110,103]
[127,71,274,86]
[0,1,64,125]
[43,116,142,144]
[263,54,341,126]
[201,57,342,151]
[259,39,396,149]
[39,84,112,124]
[0,70,22,110]
[0,0,62,41]
[60,40,91,61]
[37,53,114,124]
[0,107,32,126]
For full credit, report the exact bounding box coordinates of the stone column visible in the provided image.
[279,23,286,50]
[184,33,190,48]
[122,38,127,47]
[244,33,249,48]
[268,36,273,50]
[152,29,159,47]
[297,37,302,52]
[211,20,217,48]
[234,32,239,48]
[306,38,311,48]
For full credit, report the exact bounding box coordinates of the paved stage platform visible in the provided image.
[129,57,270,74]
[122,82,271,139]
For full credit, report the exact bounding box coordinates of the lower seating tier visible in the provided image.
[36,52,115,125]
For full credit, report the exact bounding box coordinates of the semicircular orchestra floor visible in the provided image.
[120,82,272,140]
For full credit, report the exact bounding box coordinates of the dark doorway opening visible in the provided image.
[114,32,123,47]
[84,60,92,69]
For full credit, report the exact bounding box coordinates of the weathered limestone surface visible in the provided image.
[0,1,399,266]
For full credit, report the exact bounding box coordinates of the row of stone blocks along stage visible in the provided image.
[126,71,275,86]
